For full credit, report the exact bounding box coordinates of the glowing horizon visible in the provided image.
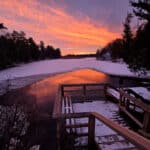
[0,0,129,55]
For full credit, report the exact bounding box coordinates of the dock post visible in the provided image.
[88,114,95,149]
[140,111,150,137]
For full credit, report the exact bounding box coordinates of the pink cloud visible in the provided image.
[0,0,121,55]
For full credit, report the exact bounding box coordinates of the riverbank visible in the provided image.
[0,68,149,150]
[0,58,150,81]
[0,58,149,95]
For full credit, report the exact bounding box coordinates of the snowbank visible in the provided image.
[0,58,150,81]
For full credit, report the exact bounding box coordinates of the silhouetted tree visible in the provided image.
[96,39,124,60]
[122,13,133,63]
[110,39,124,60]
[55,48,61,58]
[0,25,61,69]
[128,0,150,71]
[0,23,7,29]
[96,0,150,73]
[28,37,40,60]
[130,0,150,21]
[39,41,45,59]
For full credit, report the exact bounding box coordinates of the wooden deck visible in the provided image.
[53,83,150,150]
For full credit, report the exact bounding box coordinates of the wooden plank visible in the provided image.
[61,112,90,119]
[64,89,103,93]
[83,84,86,97]
[65,123,89,128]
[143,112,150,132]
[88,114,95,148]
[54,83,150,150]
[119,106,143,128]
[53,86,62,118]
[85,89,103,93]
[120,89,150,112]
[92,112,150,150]
[61,83,106,87]
[61,85,64,97]
[98,139,132,145]
[63,90,83,93]
[57,118,64,150]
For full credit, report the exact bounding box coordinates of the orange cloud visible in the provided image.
[0,0,121,55]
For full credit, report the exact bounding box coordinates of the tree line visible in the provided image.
[96,0,150,72]
[0,25,61,69]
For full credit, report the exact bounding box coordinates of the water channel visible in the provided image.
[1,69,143,150]
[21,68,140,114]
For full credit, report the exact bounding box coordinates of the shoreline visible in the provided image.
[1,68,150,96]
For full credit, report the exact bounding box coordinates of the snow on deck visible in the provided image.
[106,86,150,103]
[73,101,135,149]
[129,87,150,102]
[106,88,120,100]
[73,101,125,136]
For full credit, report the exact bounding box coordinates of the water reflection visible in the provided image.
[27,69,108,104]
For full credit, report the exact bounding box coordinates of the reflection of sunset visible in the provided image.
[0,0,121,55]
[27,69,108,102]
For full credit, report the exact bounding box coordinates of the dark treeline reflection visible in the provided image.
[0,26,61,69]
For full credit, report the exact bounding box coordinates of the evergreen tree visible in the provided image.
[0,23,7,29]
[0,24,61,69]
[130,0,150,21]
[96,39,124,60]
[55,48,61,58]
[122,13,133,63]
[129,0,150,71]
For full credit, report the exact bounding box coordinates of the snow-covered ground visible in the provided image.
[0,58,150,81]
[73,101,135,150]
[0,58,150,96]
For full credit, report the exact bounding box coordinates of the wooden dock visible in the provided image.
[53,83,150,150]
[105,85,150,137]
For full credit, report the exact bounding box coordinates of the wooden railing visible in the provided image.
[53,83,150,150]
[54,111,150,150]
[105,84,120,101]
[119,89,150,137]
[61,83,107,99]
[92,112,150,150]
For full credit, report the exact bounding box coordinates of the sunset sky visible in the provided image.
[0,0,131,55]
